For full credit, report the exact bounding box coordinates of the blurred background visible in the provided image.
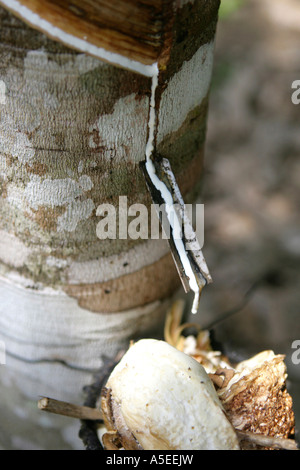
[197,0,300,443]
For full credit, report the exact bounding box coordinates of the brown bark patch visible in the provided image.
[64,252,181,313]
[29,205,66,232]
[0,179,7,198]
[176,148,204,200]
[25,162,48,176]
[157,96,209,179]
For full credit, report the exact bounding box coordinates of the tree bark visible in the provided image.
[0,0,219,449]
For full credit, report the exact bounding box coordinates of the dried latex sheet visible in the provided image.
[101,338,240,450]
[98,300,297,451]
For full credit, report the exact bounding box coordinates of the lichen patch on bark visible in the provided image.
[157,42,214,144]
[88,92,149,164]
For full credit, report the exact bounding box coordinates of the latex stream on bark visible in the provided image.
[143,64,212,314]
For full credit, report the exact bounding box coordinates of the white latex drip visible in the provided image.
[145,65,200,314]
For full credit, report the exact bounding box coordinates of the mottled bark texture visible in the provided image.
[0,0,219,449]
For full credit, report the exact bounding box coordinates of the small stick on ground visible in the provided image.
[38,397,103,421]
[236,430,298,450]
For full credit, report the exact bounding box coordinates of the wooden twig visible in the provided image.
[236,430,298,450]
[38,397,103,421]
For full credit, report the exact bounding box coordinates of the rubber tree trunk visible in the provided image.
[0,1,220,449]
